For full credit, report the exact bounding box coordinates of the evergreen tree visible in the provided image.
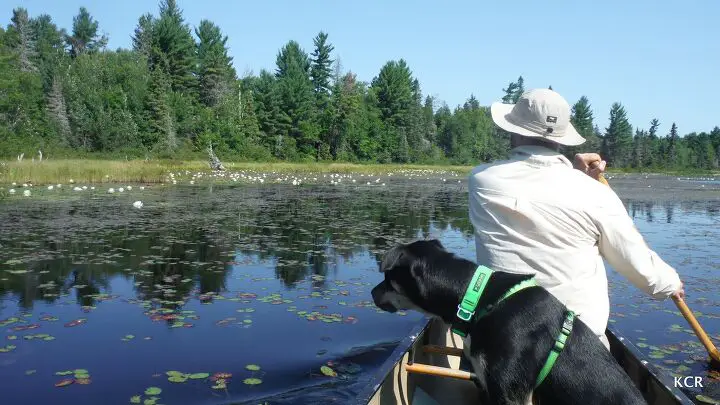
[604,102,633,167]
[195,20,234,107]
[251,70,291,157]
[310,31,334,104]
[275,40,317,158]
[65,7,107,58]
[666,122,679,168]
[643,118,660,168]
[132,13,154,59]
[7,8,37,73]
[152,0,196,93]
[565,95,598,158]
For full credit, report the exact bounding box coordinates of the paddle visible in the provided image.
[596,173,720,368]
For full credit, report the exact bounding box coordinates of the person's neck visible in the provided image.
[510,135,561,152]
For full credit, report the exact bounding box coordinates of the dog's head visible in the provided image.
[370,239,448,317]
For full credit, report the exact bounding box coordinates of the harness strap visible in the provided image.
[534,310,576,389]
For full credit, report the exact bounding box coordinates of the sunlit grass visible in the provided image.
[1,159,716,186]
[0,159,474,185]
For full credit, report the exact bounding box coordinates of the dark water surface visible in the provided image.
[1,172,719,404]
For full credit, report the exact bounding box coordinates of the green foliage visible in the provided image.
[604,102,633,167]
[65,7,107,58]
[0,6,717,171]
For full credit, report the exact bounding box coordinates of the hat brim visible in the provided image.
[490,102,586,146]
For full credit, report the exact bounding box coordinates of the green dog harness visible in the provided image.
[451,265,576,390]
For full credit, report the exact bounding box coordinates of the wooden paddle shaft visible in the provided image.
[672,295,720,363]
[404,363,476,381]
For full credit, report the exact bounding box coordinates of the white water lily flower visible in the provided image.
[9,189,16,194]
[23,189,31,197]
[133,201,143,209]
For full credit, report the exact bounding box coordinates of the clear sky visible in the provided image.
[3,0,719,135]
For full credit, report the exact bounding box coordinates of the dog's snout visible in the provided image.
[371,283,398,313]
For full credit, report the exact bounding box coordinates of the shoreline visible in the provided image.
[1,159,718,186]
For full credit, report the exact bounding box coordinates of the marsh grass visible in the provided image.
[0,159,474,185]
[2,159,716,186]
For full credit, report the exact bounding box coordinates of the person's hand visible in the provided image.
[671,282,685,300]
[573,153,607,180]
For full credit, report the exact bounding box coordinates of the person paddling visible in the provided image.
[467,88,685,349]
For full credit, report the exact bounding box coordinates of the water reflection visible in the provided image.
[0,182,717,405]
[0,184,473,310]
[3,186,719,310]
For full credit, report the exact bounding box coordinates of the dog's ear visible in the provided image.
[380,245,412,273]
[427,239,444,250]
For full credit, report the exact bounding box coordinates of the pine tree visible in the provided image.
[132,13,154,59]
[46,75,71,143]
[310,31,334,105]
[253,69,291,156]
[631,129,646,169]
[667,122,679,168]
[152,0,197,93]
[145,62,176,150]
[195,20,234,107]
[643,118,660,168]
[65,7,107,58]
[501,81,518,104]
[604,102,633,167]
[564,96,597,159]
[7,8,37,73]
[513,76,525,102]
[275,40,317,157]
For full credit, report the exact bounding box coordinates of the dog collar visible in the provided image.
[451,265,492,337]
[451,266,537,337]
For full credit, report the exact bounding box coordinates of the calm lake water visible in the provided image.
[1,172,719,404]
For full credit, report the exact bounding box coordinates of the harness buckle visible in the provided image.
[456,305,474,322]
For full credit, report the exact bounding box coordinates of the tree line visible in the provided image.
[1,1,718,170]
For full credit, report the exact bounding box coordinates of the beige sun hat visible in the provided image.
[490,88,586,146]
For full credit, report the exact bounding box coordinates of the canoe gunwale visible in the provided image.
[352,319,431,404]
[354,318,696,405]
[606,325,695,405]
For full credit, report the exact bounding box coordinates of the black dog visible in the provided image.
[371,239,647,405]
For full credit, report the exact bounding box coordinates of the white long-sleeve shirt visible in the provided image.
[468,145,682,338]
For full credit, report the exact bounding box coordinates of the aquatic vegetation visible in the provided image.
[0,175,717,404]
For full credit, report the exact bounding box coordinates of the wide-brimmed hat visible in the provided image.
[490,88,586,146]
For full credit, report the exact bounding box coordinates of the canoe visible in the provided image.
[353,318,696,405]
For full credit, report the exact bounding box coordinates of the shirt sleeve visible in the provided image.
[594,191,682,299]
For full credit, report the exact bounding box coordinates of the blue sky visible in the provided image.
[3,0,719,135]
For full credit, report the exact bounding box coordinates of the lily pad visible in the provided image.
[55,379,74,387]
[696,395,720,405]
[130,396,141,404]
[55,371,73,376]
[245,364,261,371]
[188,373,210,379]
[168,375,187,383]
[144,387,162,396]
[320,365,337,377]
[243,378,262,385]
[166,370,184,377]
